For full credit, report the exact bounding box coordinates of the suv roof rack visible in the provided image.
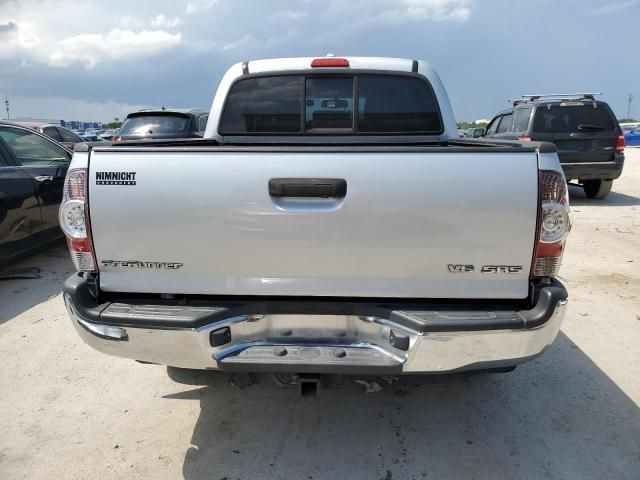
[511,93,601,106]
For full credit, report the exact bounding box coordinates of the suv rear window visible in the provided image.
[533,104,616,133]
[220,74,443,135]
[120,115,191,137]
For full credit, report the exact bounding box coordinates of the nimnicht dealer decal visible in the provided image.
[96,171,137,185]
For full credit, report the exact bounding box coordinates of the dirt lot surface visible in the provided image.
[1,150,639,480]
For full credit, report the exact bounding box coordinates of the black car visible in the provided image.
[484,93,624,199]
[113,108,209,141]
[0,121,72,266]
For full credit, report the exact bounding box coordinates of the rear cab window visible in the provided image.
[219,73,443,135]
[532,103,616,133]
[306,77,353,130]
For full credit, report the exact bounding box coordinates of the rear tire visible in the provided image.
[582,179,612,199]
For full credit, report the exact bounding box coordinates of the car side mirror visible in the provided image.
[474,129,485,138]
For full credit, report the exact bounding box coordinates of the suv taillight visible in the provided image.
[532,170,571,278]
[616,135,624,154]
[59,169,97,272]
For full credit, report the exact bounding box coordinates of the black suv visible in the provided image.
[484,94,624,199]
[114,108,209,142]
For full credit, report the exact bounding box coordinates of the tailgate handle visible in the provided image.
[269,178,347,198]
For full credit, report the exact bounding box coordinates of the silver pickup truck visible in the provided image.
[61,56,570,384]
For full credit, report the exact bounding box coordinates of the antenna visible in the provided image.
[4,97,9,120]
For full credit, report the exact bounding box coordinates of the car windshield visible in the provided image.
[119,115,190,136]
[532,104,616,133]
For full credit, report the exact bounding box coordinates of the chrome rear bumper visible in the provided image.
[63,275,567,374]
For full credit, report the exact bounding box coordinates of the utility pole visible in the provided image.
[4,97,9,120]
[627,93,634,120]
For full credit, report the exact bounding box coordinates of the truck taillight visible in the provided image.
[616,135,624,154]
[532,170,571,278]
[59,169,97,272]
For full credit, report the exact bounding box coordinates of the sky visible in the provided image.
[1,0,639,124]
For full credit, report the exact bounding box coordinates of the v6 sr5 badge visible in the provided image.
[448,264,523,274]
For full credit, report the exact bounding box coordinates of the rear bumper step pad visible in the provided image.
[218,345,403,375]
[63,275,567,332]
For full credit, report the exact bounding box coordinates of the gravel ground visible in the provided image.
[1,150,638,480]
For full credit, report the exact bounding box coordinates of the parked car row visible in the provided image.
[97,129,118,141]
[13,122,114,149]
[14,122,84,150]
[623,125,640,147]
[71,128,118,142]
[12,108,211,153]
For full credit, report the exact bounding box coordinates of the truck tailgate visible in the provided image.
[88,148,538,299]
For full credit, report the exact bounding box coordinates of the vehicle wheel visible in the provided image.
[582,179,612,199]
[166,366,225,385]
